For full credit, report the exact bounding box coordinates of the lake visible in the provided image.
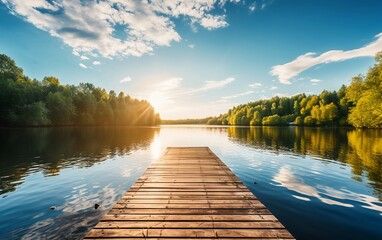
[0,126,381,239]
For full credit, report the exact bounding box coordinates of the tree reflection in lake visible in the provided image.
[0,125,381,239]
[227,126,382,199]
[0,126,159,239]
[0,127,159,194]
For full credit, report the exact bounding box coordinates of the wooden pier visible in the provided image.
[85,147,294,239]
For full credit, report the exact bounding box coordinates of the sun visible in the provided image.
[148,92,167,113]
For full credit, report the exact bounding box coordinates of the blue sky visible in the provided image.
[1,0,382,119]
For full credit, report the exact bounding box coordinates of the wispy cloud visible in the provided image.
[120,76,132,83]
[92,61,101,65]
[161,77,236,96]
[188,44,195,49]
[79,63,87,69]
[249,82,262,88]
[269,86,278,90]
[221,90,254,100]
[2,0,245,59]
[310,80,321,86]
[200,77,235,92]
[310,79,321,83]
[153,77,183,92]
[80,55,89,60]
[248,0,273,12]
[249,2,256,12]
[137,76,235,103]
[72,50,80,56]
[271,33,382,84]
[135,76,235,117]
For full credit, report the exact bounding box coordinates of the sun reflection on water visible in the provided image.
[150,135,163,159]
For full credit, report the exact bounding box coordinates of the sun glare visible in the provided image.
[148,92,166,113]
[150,135,162,159]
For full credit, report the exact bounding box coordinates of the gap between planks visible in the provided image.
[85,147,294,239]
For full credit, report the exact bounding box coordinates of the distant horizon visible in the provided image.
[1,0,382,119]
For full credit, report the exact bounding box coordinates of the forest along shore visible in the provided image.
[207,54,381,128]
[0,54,160,127]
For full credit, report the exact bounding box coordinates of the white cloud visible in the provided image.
[72,50,80,56]
[2,0,242,59]
[271,33,382,84]
[80,55,89,60]
[79,63,87,68]
[173,77,235,96]
[154,77,183,92]
[310,79,321,83]
[92,61,101,65]
[249,2,256,12]
[270,85,278,90]
[200,14,228,30]
[221,90,254,100]
[249,0,272,12]
[202,77,235,91]
[188,44,195,49]
[120,76,132,83]
[249,82,262,88]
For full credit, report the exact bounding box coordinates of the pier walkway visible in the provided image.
[85,147,294,239]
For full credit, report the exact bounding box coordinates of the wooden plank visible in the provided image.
[101,214,278,221]
[117,199,262,204]
[112,203,267,209]
[86,229,293,238]
[85,147,294,239]
[108,208,272,215]
[94,221,284,229]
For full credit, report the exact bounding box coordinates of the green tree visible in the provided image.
[96,100,114,125]
[262,114,282,126]
[304,116,315,125]
[0,54,23,81]
[46,92,75,125]
[10,102,50,126]
[346,52,382,128]
[295,116,304,125]
[293,100,301,116]
[348,91,382,128]
[250,111,262,126]
[321,103,338,125]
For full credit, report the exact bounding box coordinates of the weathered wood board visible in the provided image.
[85,147,294,239]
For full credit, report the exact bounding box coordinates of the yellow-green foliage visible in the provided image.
[208,52,382,128]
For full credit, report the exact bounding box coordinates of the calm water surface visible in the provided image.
[0,126,381,239]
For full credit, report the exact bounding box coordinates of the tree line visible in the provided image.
[207,53,382,128]
[161,118,212,125]
[0,54,160,126]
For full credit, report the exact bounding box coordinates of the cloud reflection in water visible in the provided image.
[273,166,382,214]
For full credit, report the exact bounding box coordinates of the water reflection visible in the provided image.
[20,185,120,240]
[273,166,354,208]
[347,130,382,194]
[0,127,159,239]
[227,127,382,199]
[0,127,159,195]
[1,126,381,240]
